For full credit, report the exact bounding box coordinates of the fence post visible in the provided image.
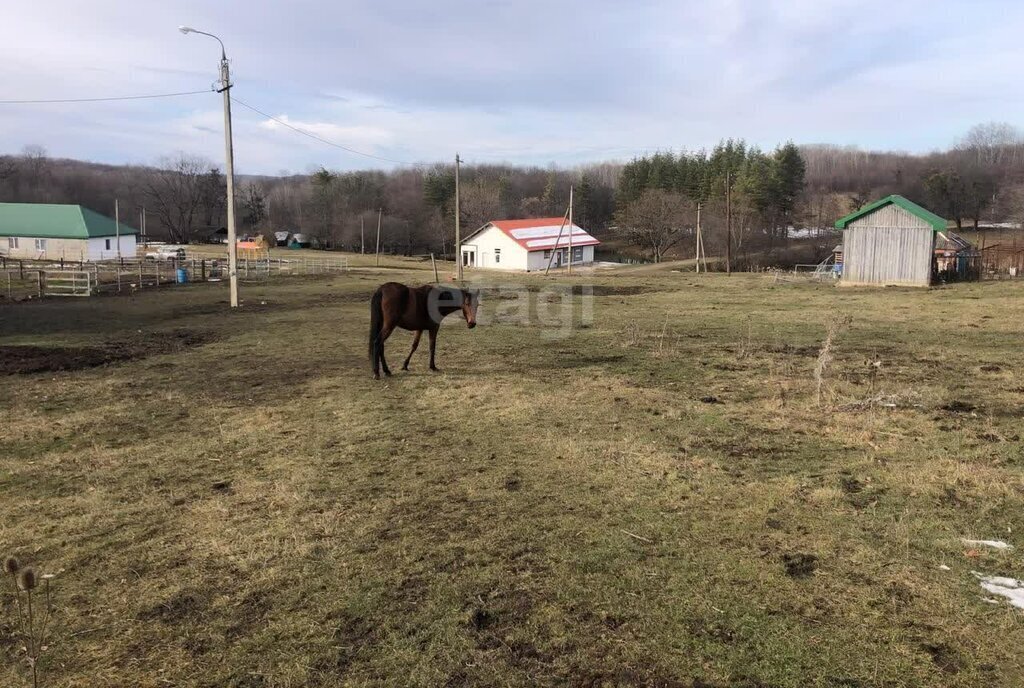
[19,260,24,280]
[36,271,43,298]
[6,271,10,299]
[139,259,143,288]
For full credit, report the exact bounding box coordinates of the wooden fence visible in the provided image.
[1,256,351,300]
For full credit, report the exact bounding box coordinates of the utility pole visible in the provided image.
[725,169,732,275]
[455,153,462,281]
[115,198,121,261]
[360,215,365,254]
[375,208,382,267]
[695,202,702,274]
[567,184,574,275]
[179,26,238,307]
[220,52,238,305]
[139,207,146,245]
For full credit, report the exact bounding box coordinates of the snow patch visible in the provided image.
[972,572,1024,609]
[962,539,1014,550]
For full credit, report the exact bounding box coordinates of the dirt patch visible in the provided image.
[940,400,977,414]
[922,643,962,675]
[782,552,818,578]
[0,329,215,375]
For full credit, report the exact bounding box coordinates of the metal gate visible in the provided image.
[42,270,95,296]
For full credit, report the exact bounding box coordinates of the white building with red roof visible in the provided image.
[459,217,600,271]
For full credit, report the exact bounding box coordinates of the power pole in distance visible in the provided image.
[695,202,702,274]
[115,198,121,261]
[567,184,574,275]
[725,169,732,275]
[360,215,365,254]
[375,208,382,267]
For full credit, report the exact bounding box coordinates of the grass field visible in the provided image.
[1,259,1023,687]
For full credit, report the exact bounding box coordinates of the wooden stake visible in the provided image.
[431,253,439,283]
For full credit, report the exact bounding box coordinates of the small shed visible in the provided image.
[934,231,980,282]
[834,195,947,287]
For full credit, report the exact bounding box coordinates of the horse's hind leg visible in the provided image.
[378,323,395,377]
[402,330,422,371]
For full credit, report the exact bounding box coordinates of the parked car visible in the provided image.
[144,246,186,261]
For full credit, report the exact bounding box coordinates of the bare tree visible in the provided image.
[616,189,690,262]
[142,154,219,243]
[957,122,1024,166]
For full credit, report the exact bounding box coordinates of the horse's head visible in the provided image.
[461,289,480,328]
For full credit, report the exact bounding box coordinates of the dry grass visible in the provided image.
[1,270,1023,687]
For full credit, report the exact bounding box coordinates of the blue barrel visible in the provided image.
[175,267,188,284]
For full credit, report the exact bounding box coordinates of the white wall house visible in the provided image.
[460,217,600,272]
[0,203,138,261]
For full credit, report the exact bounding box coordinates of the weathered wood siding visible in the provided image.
[842,205,935,286]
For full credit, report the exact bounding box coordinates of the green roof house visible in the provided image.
[834,195,951,287]
[0,203,138,262]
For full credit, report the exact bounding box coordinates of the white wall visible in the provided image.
[526,245,595,272]
[461,225,528,270]
[88,235,138,261]
[1,234,137,261]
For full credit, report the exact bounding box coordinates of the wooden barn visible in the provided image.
[834,195,948,287]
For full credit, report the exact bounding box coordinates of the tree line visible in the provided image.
[1,122,1021,262]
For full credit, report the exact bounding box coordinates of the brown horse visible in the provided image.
[368,282,479,379]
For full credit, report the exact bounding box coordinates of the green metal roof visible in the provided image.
[0,203,139,239]
[834,195,948,232]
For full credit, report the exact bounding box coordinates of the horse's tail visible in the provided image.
[368,288,384,360]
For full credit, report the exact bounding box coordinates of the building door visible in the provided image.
[462,249,476,268]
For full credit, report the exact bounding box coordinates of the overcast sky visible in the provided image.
[2,0,1022,175]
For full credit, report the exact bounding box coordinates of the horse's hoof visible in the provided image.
[430,367,441,373]
[401,366,409,371]
[373,373,380,380]
[383,370,392,377]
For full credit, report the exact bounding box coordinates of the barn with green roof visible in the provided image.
[0,203,138,262]
[835,195,950,287]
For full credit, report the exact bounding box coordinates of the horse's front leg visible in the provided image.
[402,330,422,371]
[428,326,440,372]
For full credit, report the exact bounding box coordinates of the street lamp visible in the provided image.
[179,25,239,307]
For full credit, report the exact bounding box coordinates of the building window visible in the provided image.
[105,239,112,251]
[543,249,551,259]
[494,248,501,264]
[34,239,47,251]
[573,247,583,262]
[8,237,19,249]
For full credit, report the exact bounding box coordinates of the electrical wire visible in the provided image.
[230,96,431,167]
[0,89,213,105]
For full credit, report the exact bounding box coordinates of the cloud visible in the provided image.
[2,0,1024,173]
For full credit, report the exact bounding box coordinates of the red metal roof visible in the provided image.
[484,217,600,251]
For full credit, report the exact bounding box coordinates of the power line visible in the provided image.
[230,96,431,167]
[0,89,213,105]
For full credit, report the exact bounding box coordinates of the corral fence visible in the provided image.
[1,256,350,300]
